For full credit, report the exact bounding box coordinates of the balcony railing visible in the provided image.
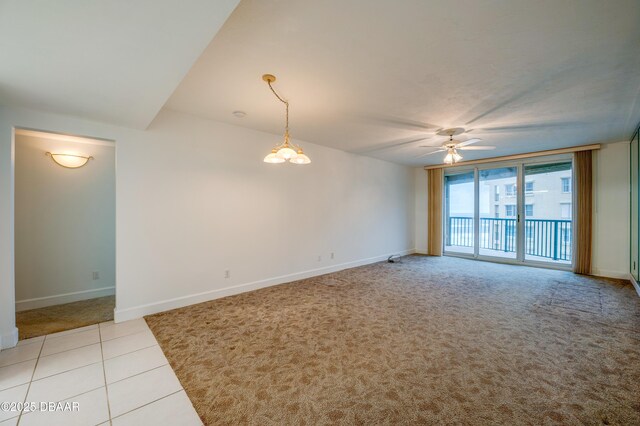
[446,217,572,261]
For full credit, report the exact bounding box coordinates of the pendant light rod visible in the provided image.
[262,74,289,133]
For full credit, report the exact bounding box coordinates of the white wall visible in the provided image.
[0,105,416,348]
[413,143,631,278]
[592,141,630,278]
[14,134,115,311]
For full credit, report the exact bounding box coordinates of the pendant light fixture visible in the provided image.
[262,74,310,164]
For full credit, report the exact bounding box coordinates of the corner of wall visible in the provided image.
[0,327,19,350]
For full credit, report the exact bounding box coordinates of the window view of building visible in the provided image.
[525,204,534,216]
[505,183,516,196]
[486,165,572,221]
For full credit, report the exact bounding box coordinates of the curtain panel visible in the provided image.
[573,150,593,274]
[427,168,443,256]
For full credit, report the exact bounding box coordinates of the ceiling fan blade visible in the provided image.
[473,122,584,133]
[354,114,442,131]
[353,136,431,154]
[456,138,482,147]
[418,145,445,149]
[457,146,496,150]
[416,149,446,158]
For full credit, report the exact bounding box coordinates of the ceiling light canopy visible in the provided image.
[262,74,310,165]
[46,152,93,168]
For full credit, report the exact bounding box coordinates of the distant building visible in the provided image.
[482,169,572,220]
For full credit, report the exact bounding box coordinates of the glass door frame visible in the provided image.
[441,154,575,271]
[442,166,477,260]
[475,161,524,264]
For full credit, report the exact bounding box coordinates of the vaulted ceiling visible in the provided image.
[2,0,639,166]
[0,0,239,128]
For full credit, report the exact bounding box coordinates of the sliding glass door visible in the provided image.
[444,171,475,255]
[478,166,518,260]
[442,158,574,268]
[523,162,573,265]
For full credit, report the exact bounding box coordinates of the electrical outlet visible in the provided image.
[224,270,230,279]
[330,252,335,259]
[317,255,322,262]
[92,271,99,280]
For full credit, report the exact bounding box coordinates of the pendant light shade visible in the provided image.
[443,148,463,165]
[262,74,310,165]
[290,150,311,164]
[264,148,285,163]
[443,152,454,164]
[276,139,298,160]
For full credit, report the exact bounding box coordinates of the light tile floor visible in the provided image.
[0,319,202,426]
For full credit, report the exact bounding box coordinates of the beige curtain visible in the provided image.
[573,150,593,274]
[427,168,443,256]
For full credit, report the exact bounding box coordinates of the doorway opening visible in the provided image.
[14,129,115,340]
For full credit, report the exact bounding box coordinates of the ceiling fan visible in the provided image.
[418,128,495,164]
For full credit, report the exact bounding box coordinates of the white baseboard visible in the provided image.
[15,286,115,312]
[0,327,19,351]
[591,269,630,280]
[629,274,640,298]
[114,249,415,323]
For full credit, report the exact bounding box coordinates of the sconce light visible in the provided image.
[46,152,93,168]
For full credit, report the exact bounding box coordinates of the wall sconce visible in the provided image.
[46,152,93,168]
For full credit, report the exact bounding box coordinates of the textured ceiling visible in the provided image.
[166,0,640,165]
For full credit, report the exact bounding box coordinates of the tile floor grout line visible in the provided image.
[0,380,34,394]
[39,324,100,341]
[102,343,159,363]
[39,340,102,359]
[99,327,152,343]
[15,338,45,425]
[97,324,113,426]
[109,389,184,422]
[106,362,168,386]
[101,342,159,362]
[22,384,106,412]
[0,355,41,370]
[5,338,45,349]
[27,359,104,384]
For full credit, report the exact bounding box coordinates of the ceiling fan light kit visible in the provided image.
[262,74,310,165]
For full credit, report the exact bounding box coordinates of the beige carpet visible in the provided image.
[145,256,640,425]
[17,295,115,340]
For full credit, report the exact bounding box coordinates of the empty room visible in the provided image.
[0,1,639,425]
